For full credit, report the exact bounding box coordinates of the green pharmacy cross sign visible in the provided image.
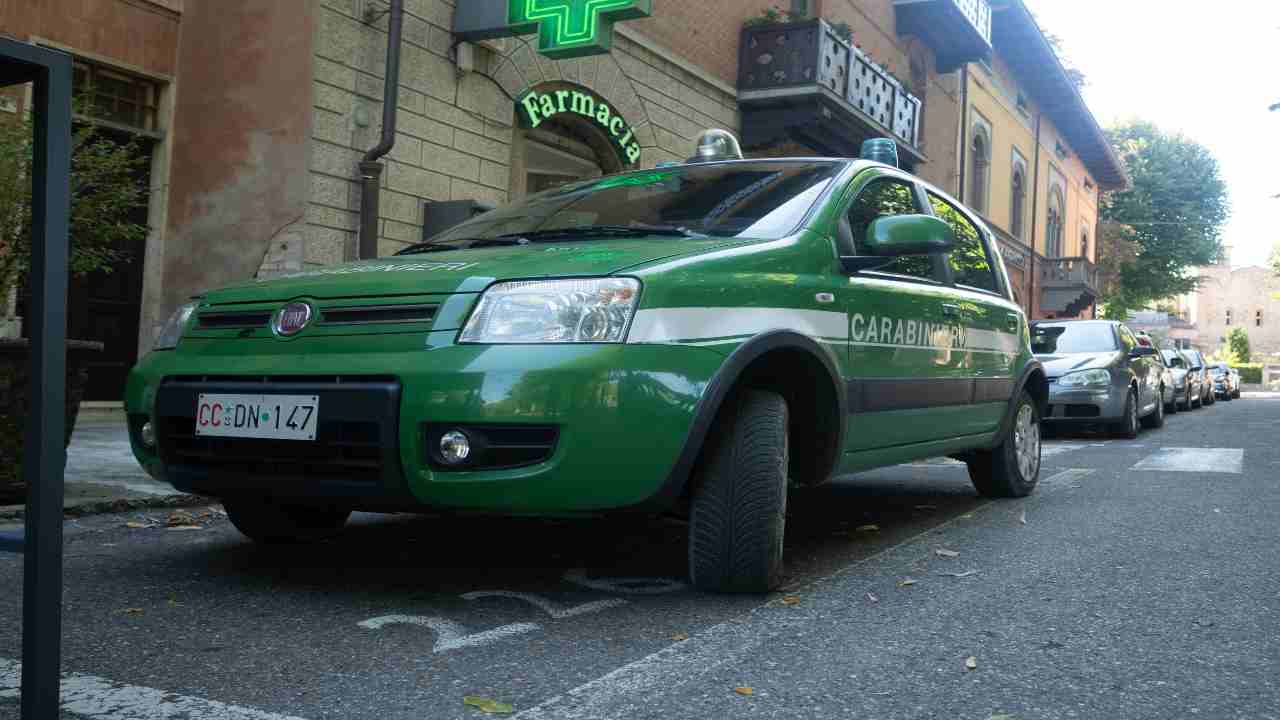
[455,0,652,60]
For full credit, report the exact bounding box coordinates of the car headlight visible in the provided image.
[1057,369,1111,388]
[153,301,199,351]
[460,278,641,344]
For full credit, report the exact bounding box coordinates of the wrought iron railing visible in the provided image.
[1039,257,1098,290]
[738,19,922,147]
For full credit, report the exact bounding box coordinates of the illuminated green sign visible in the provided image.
[518,87,641,165]
[507,0,653,59]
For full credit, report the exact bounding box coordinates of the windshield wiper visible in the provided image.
[394,237,530,256]
[514,224,707,240]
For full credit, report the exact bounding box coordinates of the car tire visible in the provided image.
[966,391,1041,499]
[1191,387,1201,409]
[1141,387,1165,429]
[1221,390,1233,402]
[1234,389,1242,399]
[223,499,351,544]
[1112,388,1140,439]
[688,389,789,594]
[1165,388,1178,414]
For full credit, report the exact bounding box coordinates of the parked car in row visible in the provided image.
[1210,362,1239,401]
[1031,320,1166,438]
[1161,347,1203,411]
[1181,348,1216,407]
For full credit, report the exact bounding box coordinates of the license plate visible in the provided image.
[195,394,319,441]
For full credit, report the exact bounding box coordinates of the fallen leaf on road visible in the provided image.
[942,570,979,579]
[856,524,880,532]
[124,522,153,529]
[1019,510,1027,525]
[462,696,514,714]
[166,511,196,526]
[898,578,917,587]
[671,632,689,641]
[965,656,978,670]
[866,592,879,603]
[935,548,960,558]
[734,687,754,696]
[120,608,144,615]
[166,525,204,532]
[781,595,802,606]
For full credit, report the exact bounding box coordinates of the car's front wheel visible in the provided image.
[223,499,351,544]
[688,389,789,593]
[1141,387,1166,429]
[966,391,1041,498]
[1112,388,1140,439]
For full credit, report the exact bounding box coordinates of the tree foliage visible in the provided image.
[0,104,149,303]
[1098,121,1230,319]
[1224,326,1251,364]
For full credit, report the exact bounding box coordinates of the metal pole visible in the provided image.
[22,52,73,720]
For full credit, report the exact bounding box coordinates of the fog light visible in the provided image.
[439,430,471,465]
[140,421,156,448]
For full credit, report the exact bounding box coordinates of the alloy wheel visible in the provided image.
[1014,404,1041,481]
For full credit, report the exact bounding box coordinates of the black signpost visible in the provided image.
[0,37,73,719]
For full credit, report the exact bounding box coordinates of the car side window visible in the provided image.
[926,192,998,293]
[846,178,935,280]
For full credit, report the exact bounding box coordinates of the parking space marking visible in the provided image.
[0,657,311,720]
[462,591,628,619]
[356,615,540,652]
[1040,469,1096,486]
[1131,448,1244,474]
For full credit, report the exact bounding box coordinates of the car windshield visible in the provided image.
[419,161,844,248]
[1031,323,1118,354]
[1185,351,1204,367]
[1162,351,1185,368]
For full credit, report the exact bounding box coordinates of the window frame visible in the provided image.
[72,60,161,134]
[835,171,949,286]
[924,189,1007,299]
[1010,150,1028,241]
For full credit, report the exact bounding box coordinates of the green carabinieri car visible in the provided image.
[127,157,1047,593]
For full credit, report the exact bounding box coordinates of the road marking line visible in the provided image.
[461,591,628,619]
[1131,448,1244,474]
[1040,469,1095,486]
[0,657,311,719]
[356,615,540,653]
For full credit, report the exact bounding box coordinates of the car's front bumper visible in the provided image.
[1043,382,1128,422]
[125,334,726,514]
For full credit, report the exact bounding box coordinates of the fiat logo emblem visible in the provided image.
[273,302,313,337]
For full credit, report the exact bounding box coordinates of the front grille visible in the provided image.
[198,311,271,329]
[1064,404,1100,418]
[161,417,385,483]
[155,377,402,490]
[423,424,559,471]
[320,304,436,325]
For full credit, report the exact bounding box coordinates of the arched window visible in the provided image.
[1080,229,1089,260]
[1257,310,1264,328]
[1046,187,1065,258]
[969,126,990,214]
[1010,165,1026,240]
[1226,309,1233,325]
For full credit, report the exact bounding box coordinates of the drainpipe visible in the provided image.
[1026,111,1042,319]
[358,0,404,260]
[957,65,969,201]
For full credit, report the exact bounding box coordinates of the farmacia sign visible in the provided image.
[518,87,641,165]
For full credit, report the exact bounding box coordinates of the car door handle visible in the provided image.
[941,303,961,318]
[1006,313,1020,332]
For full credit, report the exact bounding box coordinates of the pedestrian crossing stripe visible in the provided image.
[1131,448,1243,474]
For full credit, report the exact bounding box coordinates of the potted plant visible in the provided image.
[0,102,149,504]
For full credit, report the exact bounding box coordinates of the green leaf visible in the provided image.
[463,696,515,714]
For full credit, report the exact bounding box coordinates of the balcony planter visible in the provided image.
[0,339,102,505]
[738,18,923,153]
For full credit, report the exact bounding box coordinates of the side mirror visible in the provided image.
[1129,346,1158,358]
[866,214,955,256]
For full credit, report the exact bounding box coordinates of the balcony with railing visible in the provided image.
[893,0,993,73]
[737,19,924,162]
[1039,257,1098,317]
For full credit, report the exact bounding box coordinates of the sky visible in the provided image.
[1023,0,1280,268]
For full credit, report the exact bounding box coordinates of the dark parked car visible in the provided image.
[1209,362,1238,401]
[1182,348,1216,407]
[1032,320,1166,438]
[1161,348,1202,410]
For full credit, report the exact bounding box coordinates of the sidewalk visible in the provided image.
[0,412,200,520]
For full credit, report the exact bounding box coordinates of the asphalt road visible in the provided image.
[2,394,1277,719]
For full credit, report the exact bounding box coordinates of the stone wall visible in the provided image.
[302,0,739,262]
[1194,265,1280,361]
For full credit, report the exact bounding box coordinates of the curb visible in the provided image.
[0,493,215,521]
